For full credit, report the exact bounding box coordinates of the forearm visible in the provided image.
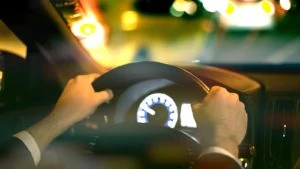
[26,111,74,152]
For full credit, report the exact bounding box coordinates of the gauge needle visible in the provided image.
[142,105,156,116]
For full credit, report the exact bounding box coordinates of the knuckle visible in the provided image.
[210,86,227,95]
[75,74,84,81]
[240,102,245,109]
[67,78,74,84]
[231,93,239,101]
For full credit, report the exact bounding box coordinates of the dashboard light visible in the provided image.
[121,11,139,31]
[260,0,275,15]
[180,103,197,128]
[280,0,291,11]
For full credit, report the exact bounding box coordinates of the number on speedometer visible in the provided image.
[137,93,178,128]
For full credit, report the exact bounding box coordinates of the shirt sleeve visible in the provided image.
[13,130,41,166]
[194,146,243,169]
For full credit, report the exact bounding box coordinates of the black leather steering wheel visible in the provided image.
[84,61,211,168]
[93,61,209,95]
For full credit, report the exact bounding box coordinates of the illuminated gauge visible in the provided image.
[137,93,178,128]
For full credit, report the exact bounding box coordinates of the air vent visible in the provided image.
[268,98,297,169]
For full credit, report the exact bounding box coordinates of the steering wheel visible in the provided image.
[81,61,210,168]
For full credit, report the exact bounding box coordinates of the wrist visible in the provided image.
[201,138,239,158]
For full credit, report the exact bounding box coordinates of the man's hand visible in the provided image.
[27,74,113,152]
[51,73,113,124]
[193,86,248,158]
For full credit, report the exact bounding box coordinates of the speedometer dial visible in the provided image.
[137,93,178,128]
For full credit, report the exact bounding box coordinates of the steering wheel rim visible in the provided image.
[93,61,209,94]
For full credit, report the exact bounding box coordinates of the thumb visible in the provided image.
[94,89,114,104]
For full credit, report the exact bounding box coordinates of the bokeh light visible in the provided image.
[121,11,139,31]
[260,0,275,15]
[225,1,236,15]
[280,0,291,11]
[201,0,228,13]
[71,16,106,48]
[185,1,198,15]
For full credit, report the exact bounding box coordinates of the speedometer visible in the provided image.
[137,93,178,128]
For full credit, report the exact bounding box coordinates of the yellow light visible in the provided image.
[261,0,275,15]
[71,16,106,48]
[80,23,97,36]
[121,11,139,31]
[71,17,104,38]
[172,0,188,12]
[225,1,235,15]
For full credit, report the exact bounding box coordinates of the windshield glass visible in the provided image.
[50,0,300,68]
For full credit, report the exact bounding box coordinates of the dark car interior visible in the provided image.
[0,0,299,169]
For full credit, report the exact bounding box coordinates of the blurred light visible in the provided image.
[280,0,291,10]
[170,0,197,16]
[172,0,187,12]
[0,71,2,89]
[121,11,139,31]
[170,7,185,17]
[185,1,198,15]
[240,158,249,168]
[85,121,98,130]
[202,0,228,13]
[71,16,106,48]
[260,0,275,15]
[220,3,274,30]
[80,23,97,36]
[192,59,200,63]
[200,19,214,32]
[225,1,236,15]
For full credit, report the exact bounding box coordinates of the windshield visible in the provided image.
[50,0,300,68]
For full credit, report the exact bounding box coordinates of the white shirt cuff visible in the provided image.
[198,146,242,168]
[13,130,41,166]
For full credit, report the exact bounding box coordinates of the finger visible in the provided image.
[87,73,101,82]
[230,93,239,102]
[209,86,228,96]
[94,89,114,104]
[192,102,202,111]
[191,102,203,122]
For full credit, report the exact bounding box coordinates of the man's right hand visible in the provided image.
[51,73,113,125]
[193,86,248,158]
